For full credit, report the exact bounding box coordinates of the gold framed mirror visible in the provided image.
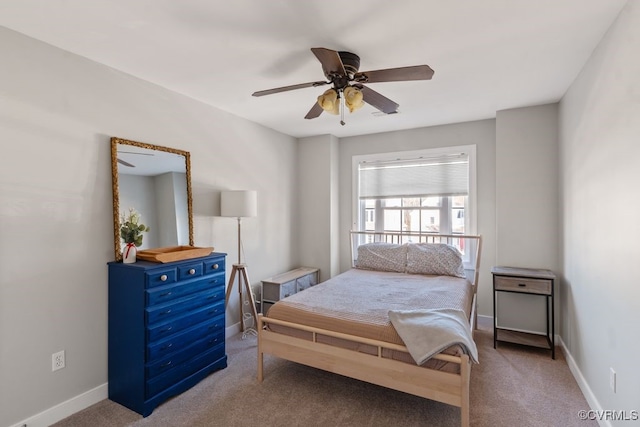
[111,137,194,262]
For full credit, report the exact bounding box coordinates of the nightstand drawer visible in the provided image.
[494,276,551,295]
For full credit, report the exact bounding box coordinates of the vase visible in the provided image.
[123,243,137,264]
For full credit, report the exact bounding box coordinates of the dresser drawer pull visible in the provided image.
[160,291,173,297]
[209,338,219,345]
[209,324,219,329]
[161,326,173,333]
[518,283,526,287]
[188,268,196,275]
[212,264,219,270]
[160,274,168,282]
[209,308,220,315]
[160,360,173,368]
[207,294,219,300]
[161,343,173,350]
[161,309,172,315]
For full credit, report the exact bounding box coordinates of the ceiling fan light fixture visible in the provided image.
[317,88,340,115]
[344,86,364,113]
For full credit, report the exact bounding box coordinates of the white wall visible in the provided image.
[337,120,497,318]
[0,26,298,427]
[559,0,640,419]
[495,104,559,334]
[297,134,340,281]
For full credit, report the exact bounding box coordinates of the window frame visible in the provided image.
[352,145,477,237]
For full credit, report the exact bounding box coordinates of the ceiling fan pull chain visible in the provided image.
[340,91,346,126]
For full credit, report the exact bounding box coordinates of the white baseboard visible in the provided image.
[226,321,241,338]
[558,336,610,427]
[477,314,493,327]
[9,383,107,427]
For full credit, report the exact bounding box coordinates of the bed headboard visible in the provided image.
[350,231,482,288]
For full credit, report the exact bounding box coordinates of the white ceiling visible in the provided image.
[0,0,628,138]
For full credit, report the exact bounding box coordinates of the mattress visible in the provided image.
[265,268,474,370]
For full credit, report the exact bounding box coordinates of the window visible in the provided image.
[353,146,476,241]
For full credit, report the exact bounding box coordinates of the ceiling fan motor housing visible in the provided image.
[338,51,360,77]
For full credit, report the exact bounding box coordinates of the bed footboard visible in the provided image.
[257,314,471,427]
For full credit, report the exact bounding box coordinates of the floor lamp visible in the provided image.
[221,190,259,338]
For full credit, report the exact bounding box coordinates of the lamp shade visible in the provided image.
[221,190,257,218]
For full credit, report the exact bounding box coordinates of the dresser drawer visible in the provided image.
[204,258,225,276]
[263,280,296,301]
[146,268,178,288]
[147,319,225,362]
[146,287,224,325]
[146,322,225,378]
[178,262,204,281]
[146,343,226,398]
[147,300,225,342]
[146,273,225,306]
[494,276,551,295]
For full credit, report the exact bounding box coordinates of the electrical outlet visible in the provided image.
[52,350,65,372]
[610,367,616,393]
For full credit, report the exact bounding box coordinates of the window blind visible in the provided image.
[358,153,469,199]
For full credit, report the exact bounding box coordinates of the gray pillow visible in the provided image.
[356,243,407,273]
[406,243,465,278]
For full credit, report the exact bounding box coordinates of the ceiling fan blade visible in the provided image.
[117,158,135,168]
[252,80,328,97]
[304,102,323,120]
[311,47,347,77]
[355,65,434,83]
[359,85,399,114]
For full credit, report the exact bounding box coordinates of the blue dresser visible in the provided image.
[108,253,227,416]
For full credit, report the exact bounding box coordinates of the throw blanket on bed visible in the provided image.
[388,308,479,365]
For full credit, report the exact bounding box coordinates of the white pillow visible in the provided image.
[356,243,407,273]
[406,243,465,278]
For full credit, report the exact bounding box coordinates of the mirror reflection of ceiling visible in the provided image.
[117,145,186,176]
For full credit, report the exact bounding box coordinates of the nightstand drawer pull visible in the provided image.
[212,264,219,270]
[188,268,196,275]
[161,343,173,350]
[160,274,168,282]
[162,326,173,333]
[161,309,172,315]
[160,291,173,297]
[160,360,173,368]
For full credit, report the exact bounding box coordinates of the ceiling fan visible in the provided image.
[252,47,434,125]
[117,150,154,168]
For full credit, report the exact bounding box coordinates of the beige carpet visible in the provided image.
[53,320,595,427]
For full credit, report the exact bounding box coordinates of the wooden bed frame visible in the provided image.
[257,232,482,427]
